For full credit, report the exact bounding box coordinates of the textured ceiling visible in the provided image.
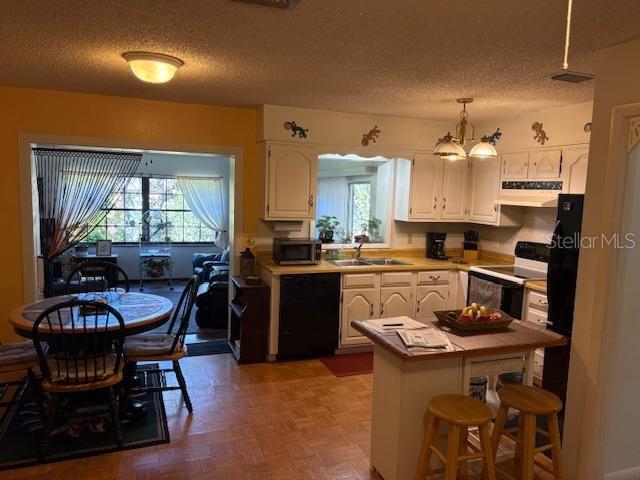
[2,0,640,121]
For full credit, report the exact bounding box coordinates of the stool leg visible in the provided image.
[491,403,508,459]
[547,413,565,480]
[513,413,525,477]
[445,425,461,480]
[520,414,537,480]
[479,423,497,480]
[458,427,469,478]
[415,414,439,480]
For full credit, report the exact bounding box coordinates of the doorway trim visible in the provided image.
[18,133,243,302]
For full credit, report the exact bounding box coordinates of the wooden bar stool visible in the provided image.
[416,394,496,480]
[491,385,564,480]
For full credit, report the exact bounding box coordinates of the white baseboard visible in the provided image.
[605,465,640,480]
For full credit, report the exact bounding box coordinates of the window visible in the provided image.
[315,154,392,246]
[85,176,216,244]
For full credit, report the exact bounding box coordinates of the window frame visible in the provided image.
[86,175,218,245]
[313,151,395,251]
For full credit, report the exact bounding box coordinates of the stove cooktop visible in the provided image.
[478,265,547,280]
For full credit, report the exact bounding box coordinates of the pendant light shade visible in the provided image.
[434,133,467,160]
[469,139,498,159]
[123,52,184,84]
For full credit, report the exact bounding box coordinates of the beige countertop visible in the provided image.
[351,318,566,363]
[258,256,514,276]
[524,280,547,293]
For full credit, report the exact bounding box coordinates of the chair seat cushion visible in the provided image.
[125,333,184,357]
[0,341,39,367]
[46,353,121,383]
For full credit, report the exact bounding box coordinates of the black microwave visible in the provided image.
[273,238,322,265]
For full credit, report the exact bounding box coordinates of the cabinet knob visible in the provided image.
[380,303,385,315]
[309,195,314,207]
[370,303,374,317]
[539,299,548,305]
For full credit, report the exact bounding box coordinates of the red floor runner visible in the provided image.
[319,352,373,377]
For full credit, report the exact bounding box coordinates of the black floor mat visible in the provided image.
[186,340,231,357]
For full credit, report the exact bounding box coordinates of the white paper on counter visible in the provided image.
[397,328,454,353]
[365,316,428,333]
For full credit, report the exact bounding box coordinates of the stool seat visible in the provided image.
[430,394,493,426]
[499,385,562,414]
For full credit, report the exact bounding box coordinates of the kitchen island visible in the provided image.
[351,318,566,480]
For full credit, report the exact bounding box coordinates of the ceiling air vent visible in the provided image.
[232,0,300,9]
[548,70,595,84]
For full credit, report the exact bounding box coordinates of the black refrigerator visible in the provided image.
[542,193,584,408]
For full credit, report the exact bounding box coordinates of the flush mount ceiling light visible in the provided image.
[434,98,498,160]
[122,52,184,84]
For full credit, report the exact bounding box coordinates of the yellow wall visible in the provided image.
[0,86,258,342]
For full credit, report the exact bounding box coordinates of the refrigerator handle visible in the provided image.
[546,219,562,317]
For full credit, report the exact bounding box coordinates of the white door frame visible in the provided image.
[18,133,244,302]
[564,102,640,479]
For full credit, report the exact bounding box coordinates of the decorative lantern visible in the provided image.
[240,248,257,279]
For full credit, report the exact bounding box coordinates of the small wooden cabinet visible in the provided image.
[530,148,562,180]
[395,154,444,221]
[441,159,469,220]
[562,145,589,194]
[229,276,270,364]
[522,288,549,384]
[468,156,501,223]
[261,143,317,220]
[341,288,379,347]
[415,285,449,322]
[502,151,530,180]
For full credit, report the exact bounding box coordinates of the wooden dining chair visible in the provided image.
[66,260,130,295]
[32,299,127,458]
[0,341,41,411]
[124,275,200,413]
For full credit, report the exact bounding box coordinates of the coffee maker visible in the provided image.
[427,232,449,260]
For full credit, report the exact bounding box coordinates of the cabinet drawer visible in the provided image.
[528,291,549,311]
[417,270,449,285]
[381,272,416,287]
[526,307,549,329]
[342,273,380,289]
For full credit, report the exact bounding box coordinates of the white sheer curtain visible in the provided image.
[177,176,228,248]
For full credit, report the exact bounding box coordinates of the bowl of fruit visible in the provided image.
[434,303,514,332]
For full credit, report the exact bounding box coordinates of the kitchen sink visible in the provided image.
[363,258,412,266]
[331,258,412,267]
[331,259,373,267]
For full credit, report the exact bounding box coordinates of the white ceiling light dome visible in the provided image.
[123,52,184,84]
[434,132,467,161]
[469,137,498,159]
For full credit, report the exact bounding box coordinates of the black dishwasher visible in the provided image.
[278,273,341,360]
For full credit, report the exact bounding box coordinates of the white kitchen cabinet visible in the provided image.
[340,288,378,347]
[380,286,415,319]
[468,156,500,223]
[530,148,562,180]
[441,159,469,219]
[563,146,589,194]
[502,151,530,180]
[262,143,317,220]
[394,154,443,221]
[523,288,549,384]
[415,285,450,322]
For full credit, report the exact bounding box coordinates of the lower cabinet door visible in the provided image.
[415,285,450,322]
[380,286,415,319]
[340,288,379,347]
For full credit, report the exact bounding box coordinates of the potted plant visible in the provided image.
[316,215,340,244]
[366,217,383,242]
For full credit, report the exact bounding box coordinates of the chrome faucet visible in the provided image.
[354,241,364,259]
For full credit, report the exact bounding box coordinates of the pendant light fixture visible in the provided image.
[434,98,498,160]
[123,52,184,84]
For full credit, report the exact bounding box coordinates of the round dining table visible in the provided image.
[9,292,174,338]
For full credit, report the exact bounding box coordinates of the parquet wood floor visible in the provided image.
[0,354,555,480]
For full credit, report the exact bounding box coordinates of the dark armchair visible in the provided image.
[195,269,229,329]
[192,247,230,283]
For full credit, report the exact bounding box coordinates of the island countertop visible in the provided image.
[351,318,566,363]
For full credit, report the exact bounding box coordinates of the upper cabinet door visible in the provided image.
[563,146,589,194]
[502,152,530,180]
[265,144,316,219]
[530,148,562,180]
[468,156,501,223]
[409,154,443,220]
[441,159,469,220]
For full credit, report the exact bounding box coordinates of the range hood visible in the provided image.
[494,195,558,208]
